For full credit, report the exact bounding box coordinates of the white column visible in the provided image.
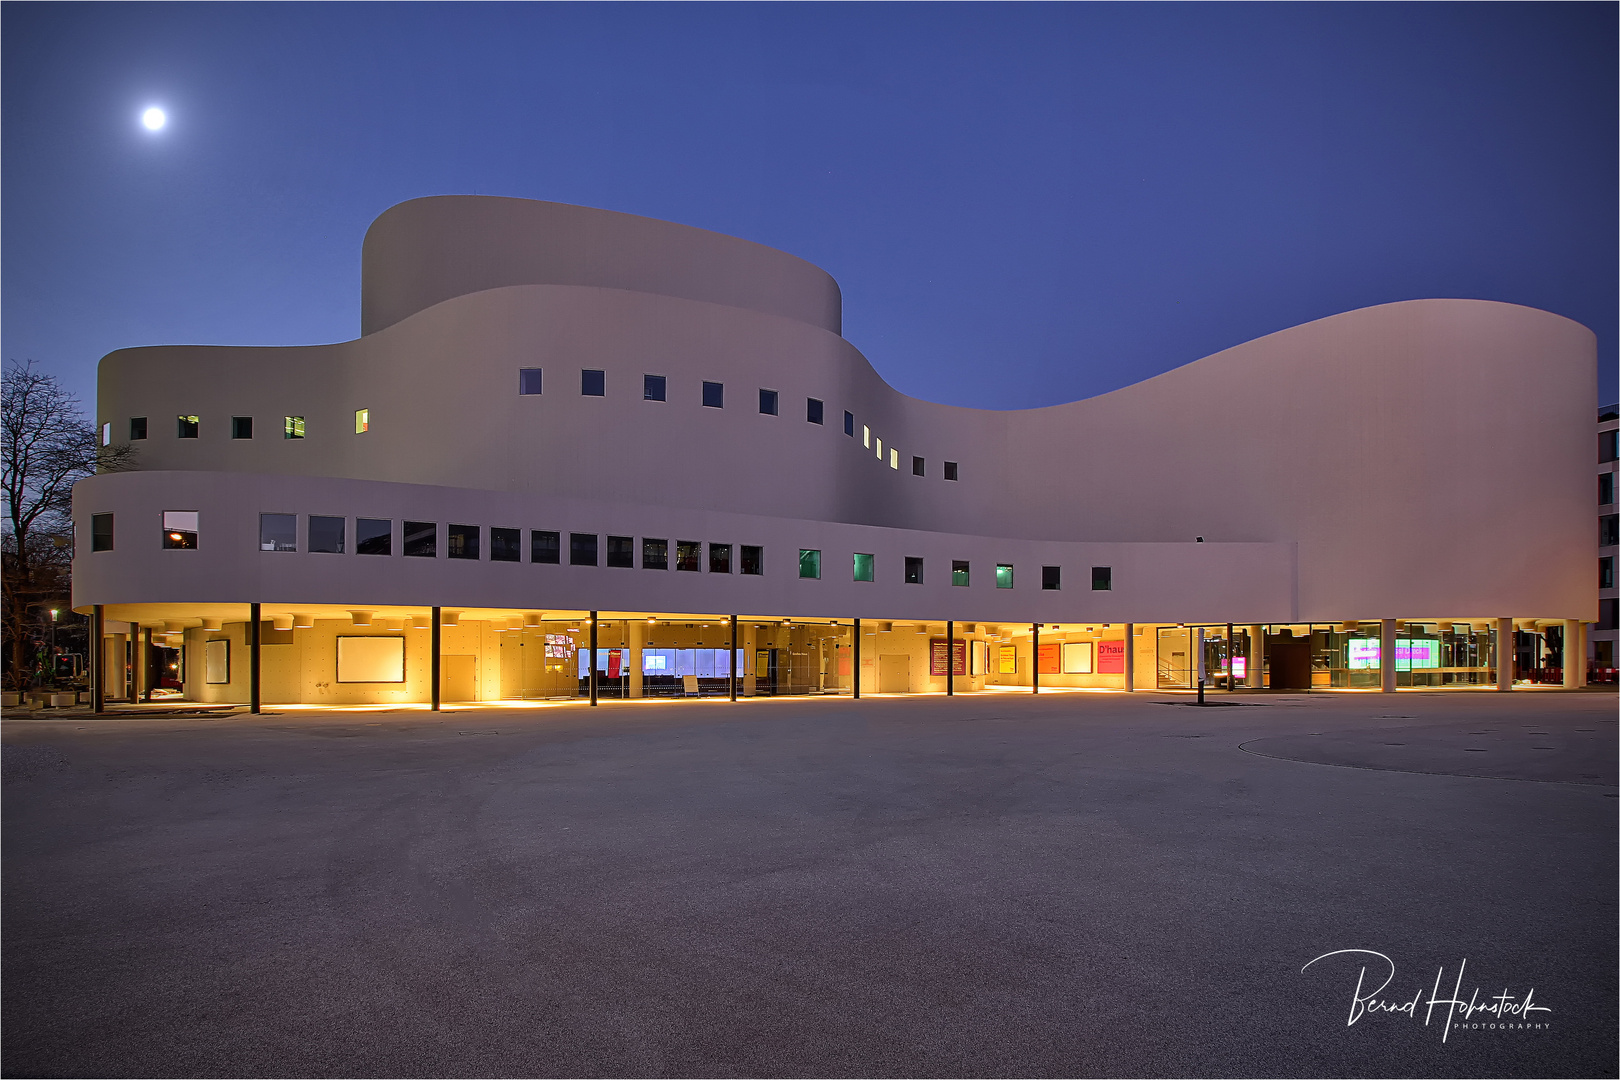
[1496,617,1513,691]
[1122,624,1134,691]
[1247,625,1263,688]
[629,619,644,698]
[1564,620,1582,689]
[1380,619,1397,693]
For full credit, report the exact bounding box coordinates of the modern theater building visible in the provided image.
[72,196,1599,707]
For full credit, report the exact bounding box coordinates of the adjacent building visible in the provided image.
[72,197,1600,705]
[1595,404,1619,681]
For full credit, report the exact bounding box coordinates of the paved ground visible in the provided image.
[3,690,1615,1078]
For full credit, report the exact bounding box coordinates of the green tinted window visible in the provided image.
[995,564,1014,589]
[853,553,874,582]
[798,549,821,579]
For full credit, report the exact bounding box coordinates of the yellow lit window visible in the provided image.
[889,448,898,469]
[876,437,882,460]
[862,425,870,448]
[284,416,305,439]
[354,409,369,433]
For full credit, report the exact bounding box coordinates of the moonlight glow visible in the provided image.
[141,107,166,131]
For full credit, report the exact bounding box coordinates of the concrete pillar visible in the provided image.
[1496,617,1513,691]
[628,619,645,698]
[249,603,262,713]
[1032,623,1040,694]
[589,611,598,706]
[1564,620,1583,688]
[1123,623,1134,692]
[1380,618,1397,694]
[1247,625,1264,688]
[431,606,442,710]
[852,618,860,699]
[744,624,757,696]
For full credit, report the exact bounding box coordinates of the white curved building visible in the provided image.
[72,196,1599,706]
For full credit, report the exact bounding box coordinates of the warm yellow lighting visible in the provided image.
[355,409,370,433]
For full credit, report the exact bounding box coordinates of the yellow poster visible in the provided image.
[998,645,1017,674]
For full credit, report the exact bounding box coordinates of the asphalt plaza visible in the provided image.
[3,690,1615,1078]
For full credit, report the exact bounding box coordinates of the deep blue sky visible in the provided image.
[4,2,1615,413]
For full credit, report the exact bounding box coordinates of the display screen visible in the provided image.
[1347,638,1441,670]
[1347,638,1380,669]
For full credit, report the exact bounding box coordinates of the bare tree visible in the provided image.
[1,360,137,688]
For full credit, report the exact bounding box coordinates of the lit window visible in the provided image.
[702,381,724,409]
[710,543,732,573]
[354,409,369,433]
[863,425,870,448]
[1042,565,1061,591]
[531,530,560,564]
[403,521,436,557]
[259,513,295,552]
[799,549,821,579]
[676,540,701,572]
[570,533,598,566]
[759,389,778,416]
[944,461,958,481]
[163,510,199,549]
[232,416,253,440]
[644,374,666,401]
[357,518,391,555]
[100,422,111,447]
[844,411,854,436]
[581,370,605,397]
[310,516,345,554]
[491,527,521,562]
[876,438,882,460]
[889,448,898,469]
[642,538,668,569]
[519,368,542,395]
[952,560,969,586]
[904,557,923,584]
[284,416,305,439]
[177,415,199,439]
[130,417,147,440]
[912,456,924,476]
[448,524,479,559]
[741,545,763,575]
[607,535,634,568]
[807,398,824,425]
[995,564,1013,589]
[853,553,874,582]
[1091,566,1112,591]
[91,513,114,552]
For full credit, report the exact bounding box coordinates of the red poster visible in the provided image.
[1097,640,1125,674]
[930,639,968,676]
[1037,642,1061,674]
[607,648,623,678]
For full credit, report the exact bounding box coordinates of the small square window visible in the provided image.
[759,389,778,416]
[952,560,969,586]
[357,518,391,555]
[260,513,295,552]
[404,521,437,557]
[163,510,199,549]
[570,532,598,566]
[91,513,114,552]
[702,381,724,409]
[532,530,560,564]
[904,556,924,584]
[643,538,668,569]
[448,524,480,560]
[995,564,1014,589]
[130,417,147,440]
[1042,565,1061,591]
[231,416,253,440]
[582,369,605,396]
[491,527,521,562]
[944,461,959,481]
[709,542,732,573]
[177,415,199,439]
[807,398,824,425]
[676,540,702,572]
[355,409,369,433]
[912,456,925,477]
[799,549,821,579]
[1091,566,1112,591]
[101,422,111,447]
[284,416,305,439]
[607,535,634,568]
[853,552,874,582]
[644,374,666,401]
[741,545,763,575]
[844,411,854,436]
[310,516,345,554]
[519,368,543,395]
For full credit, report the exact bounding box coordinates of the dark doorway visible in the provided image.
[1266,635,1311,690]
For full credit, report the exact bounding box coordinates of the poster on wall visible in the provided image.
[336,635,406,683]
[1037,643,1061,675]
[971,640,988,676]
[998,646,1017,674]
[1097,640,1125,674]
[929,639,967,676]
[205,639,229,684]
[1062,641,1094,674]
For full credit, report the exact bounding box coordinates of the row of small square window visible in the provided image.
[797,550,1110,591]
[111,413,370,443]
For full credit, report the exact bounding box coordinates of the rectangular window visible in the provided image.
[944,461,959,481]
[676,540,701,572]
[259,513,295,552]
[1603,514,1619,548]
[491,527,521,562]
[912,456,925,476]
[357,518,391,555]
[284,416,305,439]
[709,542,732,573]
[853,552,874,582]
[759,389,779,416]
[130,417,147,440]
[519,368,543,395]
[91,513,114,552]
[642,538,668,569]
[702,381,724,408]
[355,409,369,433]
[1602,430,1618,463]
[889,448,898,469]
[952,560,969,586]
[741,544,763,575]
[1601,597,1619,632]
[310,515,345,554]
[446,524,479,559]
[807,398,824,425]
[1042,565,1062,591]
[404,520,437,558]
[863,425,870,448]
[1601,555,1615,590]
[644,374,666,401]
[607,535,634,568]
[101,422,111,447]
[531,530,560,564]
[995,563,1014,589]
[163,510,199,549]
[570,532,598,566]
[904,556,924,584]
[1602,472,1615,505]
[799,549,821,579]
[231,416,253,440]
[582,369,605,396]
[844,411,854,436]
[1091,565,1112,591]
[177,415,199,439]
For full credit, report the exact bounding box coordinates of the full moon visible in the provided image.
[141,107,166,131]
